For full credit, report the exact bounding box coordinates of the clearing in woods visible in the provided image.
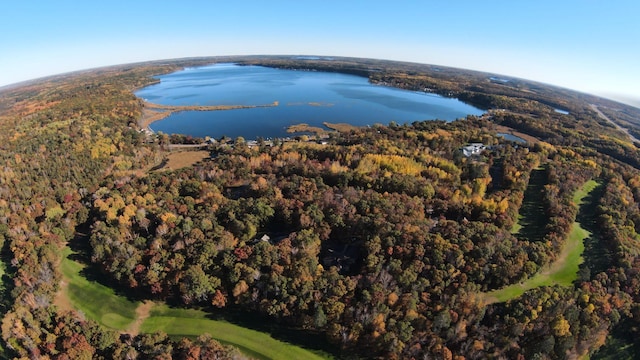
[480,180,599,305]
[158,150,210,171]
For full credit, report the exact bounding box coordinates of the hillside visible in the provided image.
[0,56,639,359]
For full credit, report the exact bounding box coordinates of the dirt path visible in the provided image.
[126,301,155,336]
[53,243,75,313]
[53,278,74,313]
[167,143,209,150]
[590,104,640,143]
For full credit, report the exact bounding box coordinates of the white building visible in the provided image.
[462,143,486,157]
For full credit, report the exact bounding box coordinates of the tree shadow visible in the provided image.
[514,168,548,242]
[202,306,347,359]
[577,182,613,280]
[591,318,640,360]
[0,239,16,316]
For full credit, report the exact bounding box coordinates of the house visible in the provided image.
[250,233,289,245]
[462,143,487,157]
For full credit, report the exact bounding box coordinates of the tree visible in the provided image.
[157,131,170,150]
[180,265,220,304]
[314,306,327,328]
[552,316,571,337]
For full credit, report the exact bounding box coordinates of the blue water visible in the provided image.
[497,133,527,143]
[135,64,484,139]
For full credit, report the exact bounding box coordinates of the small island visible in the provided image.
[286,121,359,135]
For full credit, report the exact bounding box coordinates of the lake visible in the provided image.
[135,63,484,139]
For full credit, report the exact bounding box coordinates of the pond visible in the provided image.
[136,63,484,139]
[498,132,527,143]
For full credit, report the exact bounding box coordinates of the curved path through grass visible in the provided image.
[58,247,139,329]
[58,247,330,359]
[480,180,599,305]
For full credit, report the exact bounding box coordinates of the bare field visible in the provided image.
[159,150,210,171]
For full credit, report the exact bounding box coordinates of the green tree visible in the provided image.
[180,265,220,304]
[314,306,327,328]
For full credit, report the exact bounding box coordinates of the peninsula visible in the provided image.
[139,100,279,129]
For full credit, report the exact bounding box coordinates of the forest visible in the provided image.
[0,56,639,359]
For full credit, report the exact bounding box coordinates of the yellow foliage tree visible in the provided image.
[232,280,249,298]
[552,315,571,337]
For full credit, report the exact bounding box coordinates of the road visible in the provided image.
[590,104,640,143]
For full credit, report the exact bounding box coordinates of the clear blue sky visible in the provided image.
[2,0,639,106]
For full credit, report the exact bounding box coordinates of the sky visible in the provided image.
[1,0,639,107]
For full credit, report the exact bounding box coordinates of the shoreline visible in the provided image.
[138,100,279,130]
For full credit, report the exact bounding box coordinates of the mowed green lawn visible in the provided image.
[60,248,331,359]
[142,305,329,360]
[481,180,598,304]
[61,247,139,329]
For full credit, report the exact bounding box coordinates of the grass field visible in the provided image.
[481,180,598,304]
[573,179,598,206]
[60,247,139,330]
[59,248,332,359]
[141,305,329,360]
[158,150,210,171]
